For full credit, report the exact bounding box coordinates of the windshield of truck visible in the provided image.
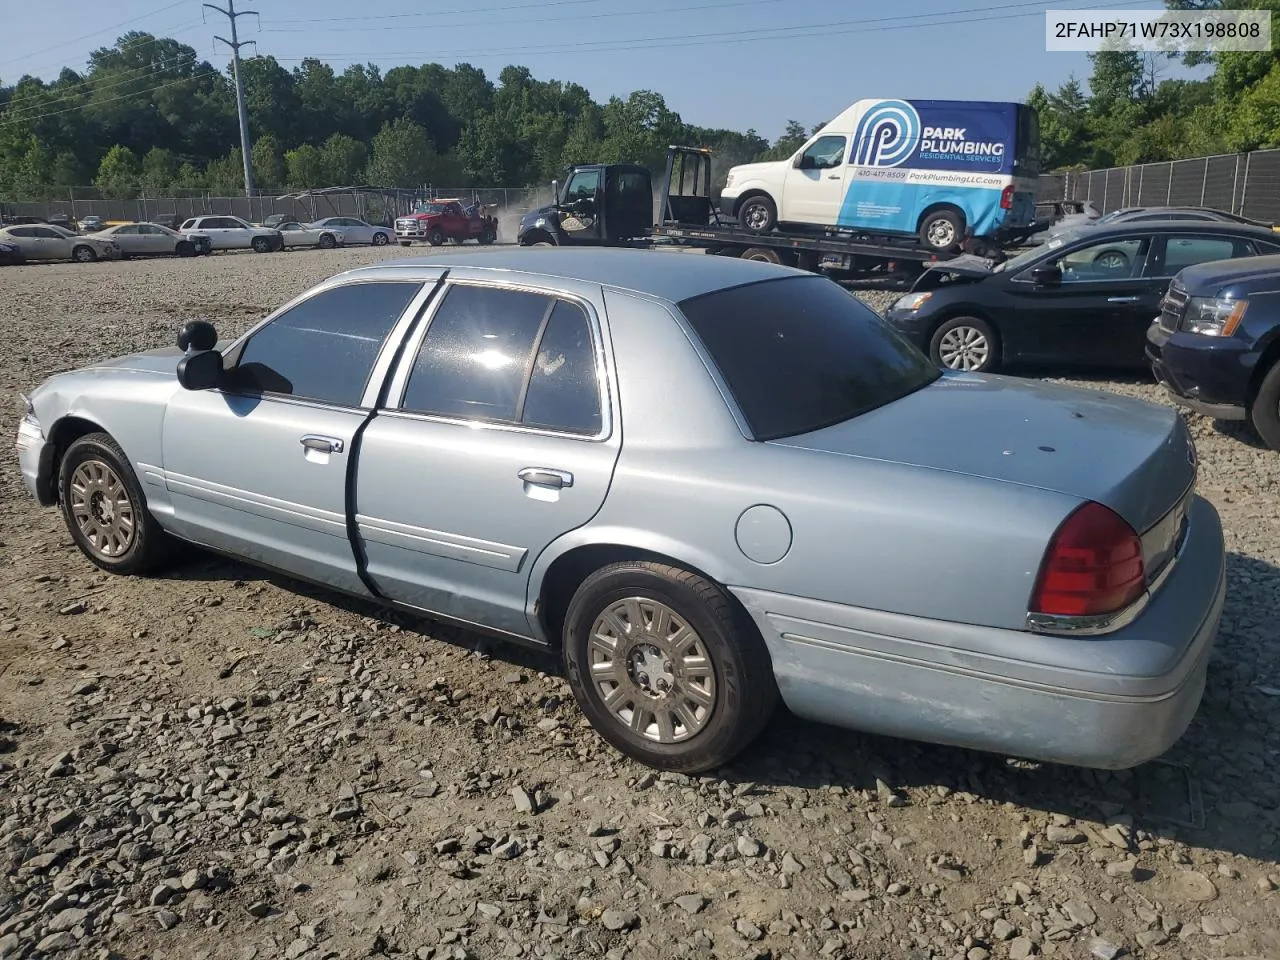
[414,203,448,215]
[677,276,940,441]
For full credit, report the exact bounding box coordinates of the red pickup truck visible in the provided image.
[395,199,497,246]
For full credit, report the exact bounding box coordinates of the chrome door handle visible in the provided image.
[300,435,344,453]
[518,467,573,489]
[1107,296,1141,303]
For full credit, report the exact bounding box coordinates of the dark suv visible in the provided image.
[1146,254,1280,450]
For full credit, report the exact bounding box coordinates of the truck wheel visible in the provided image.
[739,247,788,266]
[1249,361,1280,450]
[561,561,779,773]
[428,229,444,246]
[919,209,964,252]
[738,196,777,234]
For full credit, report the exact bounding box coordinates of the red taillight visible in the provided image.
[1000,185,1015,210]
[1031,502,1145,617]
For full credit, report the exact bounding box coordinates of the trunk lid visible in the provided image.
[771,371,1195,536]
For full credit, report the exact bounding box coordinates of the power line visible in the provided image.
[2,54,201,119]
[263,0,788,33]
[0,68,222,126]
[1,0,189,70]
[12,21,208,86]
[271,0,1141,63]
[267,0,611,26]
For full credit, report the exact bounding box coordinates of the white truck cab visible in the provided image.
[718,98,1040,252]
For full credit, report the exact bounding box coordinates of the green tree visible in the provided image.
[95,144,141,198]
[365,118,438,187]
[141,147,178,192]
[320,133,368,184]
[285,144,326,189]
[251,135,284,190]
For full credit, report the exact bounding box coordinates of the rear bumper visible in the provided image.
[731,495,1225,770]
[1146,321,1251,421]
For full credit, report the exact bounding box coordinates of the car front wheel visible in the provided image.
[372,232,390,246]
[562,561,778,773]
[1250,361,1280,450]
[72,245,97,263]
[251,237,272,253]
[930,316,999,373]
[58,432,171,575]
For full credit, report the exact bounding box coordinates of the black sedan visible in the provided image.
[883,221,1280,372]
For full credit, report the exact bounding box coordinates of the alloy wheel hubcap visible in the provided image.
[588,597,717,743]
[744,205,768,230]
[69,459,135,558]
[938,326,989,371]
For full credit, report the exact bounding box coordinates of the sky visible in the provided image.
[3,0,1194,141]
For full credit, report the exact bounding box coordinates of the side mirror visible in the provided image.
[177,319,218,352]
[176,348,223,391]
[551,179,560,205]
[797,155,815,170]
[1029,263,1062,285]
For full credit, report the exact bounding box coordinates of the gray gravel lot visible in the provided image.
[0,248,1277,960]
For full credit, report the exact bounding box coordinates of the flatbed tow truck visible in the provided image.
[517,146,1015,282]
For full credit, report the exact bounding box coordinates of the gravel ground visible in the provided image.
[0,248,1278,960]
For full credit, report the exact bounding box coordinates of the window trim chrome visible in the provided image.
[382,277,614,443]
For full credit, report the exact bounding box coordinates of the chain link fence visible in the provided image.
[1046,148,1280,223]
[0,185,555,233]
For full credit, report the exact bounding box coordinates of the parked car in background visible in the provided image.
[78,215,104,233]
[308,216,392,246]
[260,214,287,229]
[178,215,283,252]
[278,221,345,249]
[15,249,1224,774]
[395,199,497,245]
[0,224,121,262]
[885,221,1280,372]
[1025,199,1101,243]
[0,239,24,265]
[1051,206,1280,238]
[1147,254,1280,450]
[89,222,212,258]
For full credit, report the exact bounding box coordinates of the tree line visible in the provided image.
[0,32,793,200]
[5,2,1280,200]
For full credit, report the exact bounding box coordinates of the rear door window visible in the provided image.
[1158,235,1248,274]
[677,276,939,441]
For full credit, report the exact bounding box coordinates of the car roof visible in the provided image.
[1064,219,1279,239]
[350,248,807,302]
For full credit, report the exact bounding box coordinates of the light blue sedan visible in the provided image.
[14,249,1225,773]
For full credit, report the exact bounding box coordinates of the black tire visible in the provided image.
[737,195,777,234]
[739,247,783,265]
[427,229,445,246]
[175,241,195,258]
[58,433,171,576]
[1249,361,1280,451]
[251,237,272,254]
[919,208,965,252]
[562,561,778,773]
[317,232,337,250]
[372,232,390,246]
[399,240,412,247]
[72,245,97,263]
[929,315,1000,373]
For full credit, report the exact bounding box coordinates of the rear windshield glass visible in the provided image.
[677,276,940,441]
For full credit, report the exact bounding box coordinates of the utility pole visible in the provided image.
[204,0,257,198]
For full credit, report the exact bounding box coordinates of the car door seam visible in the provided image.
[346,272,450,598]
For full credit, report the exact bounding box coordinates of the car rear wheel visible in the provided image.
[919,209,965,252]
[372,232,390,246]
[251,237,272,253]
[72,245,97,263]
[562,561,778,773]
[1250,361,1280,451]
[58,433,171,575]
[930,316,999,373]
[738,195,777,234]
